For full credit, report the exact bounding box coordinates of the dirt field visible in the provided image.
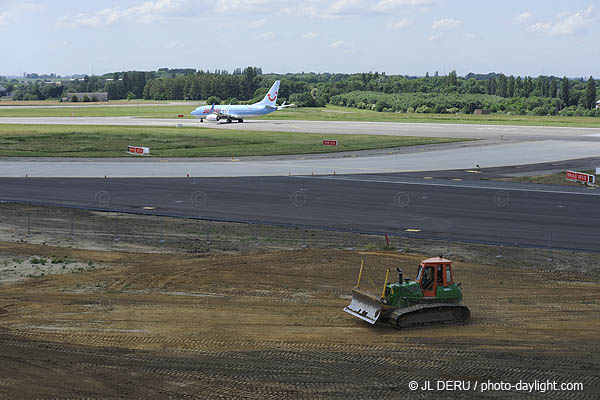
[0,203,599,398]
[1,237,599,398]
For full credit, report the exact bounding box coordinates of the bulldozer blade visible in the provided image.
[343,288,382,324]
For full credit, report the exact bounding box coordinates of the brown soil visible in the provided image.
[0,241,598,399]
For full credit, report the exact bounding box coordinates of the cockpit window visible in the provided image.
[416,266,423,281]
[422,267,434,291]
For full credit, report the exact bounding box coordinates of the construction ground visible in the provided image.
[0,203,598,399]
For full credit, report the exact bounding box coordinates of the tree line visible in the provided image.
[2,68,598,116]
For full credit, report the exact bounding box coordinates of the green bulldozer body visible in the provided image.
[344,257,470,328]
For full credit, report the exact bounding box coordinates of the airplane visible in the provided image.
[190,80,294,123]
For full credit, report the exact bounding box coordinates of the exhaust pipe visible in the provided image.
[397,267,403,283]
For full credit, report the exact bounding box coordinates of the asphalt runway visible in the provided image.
[1,116,600,141]
[2,176,599,251]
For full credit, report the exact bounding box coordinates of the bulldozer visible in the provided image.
[344,256,470,329]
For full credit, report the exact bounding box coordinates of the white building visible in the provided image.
[596,100,600,109]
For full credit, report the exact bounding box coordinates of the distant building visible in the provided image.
[64,92,109,102]
[474,109,491,115]
[596,100,600,109]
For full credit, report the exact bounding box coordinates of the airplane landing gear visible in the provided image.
[226,118,232,123]
[238,119,243,123]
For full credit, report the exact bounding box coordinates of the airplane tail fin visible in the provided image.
[255,80,280,106]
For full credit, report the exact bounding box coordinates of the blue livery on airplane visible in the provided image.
[191,80,293,123]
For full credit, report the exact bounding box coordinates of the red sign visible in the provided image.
[128,146,150,155]
[178,114,184,118]
[322,140,338,146]
[566,170,595,184]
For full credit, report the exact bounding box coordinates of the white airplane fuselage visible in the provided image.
[191,104,275,120]
[190,80,285,122]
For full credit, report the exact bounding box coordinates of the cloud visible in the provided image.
[432,18,461,30]
[526,5,594,36]
[56,0,184,29]
[303,31,320,39]
[258,31,275,40]
[385,17,413,30]
[281,4,319,18]
[515,11,531,24]
[283,0,432,19]
[128,0,182,14]
[330,0,362,10]
[526,22,551,34]
[283,0,362,19]
[57,7,123,28]
[215,0,274,13]
[248,18,266,28]
[330,40,353,49]
[0,11,9,25]
[427,33,441,41]
[376,0,434,11]
[166,40,184,48]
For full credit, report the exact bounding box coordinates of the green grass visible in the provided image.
[259,105,600,127]
[499,170,596,186]
[0,105,195,118]
[1,103,599,128]
[0,124,467,157]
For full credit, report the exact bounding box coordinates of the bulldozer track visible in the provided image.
[1,332,597,399]
[8,327,599,377]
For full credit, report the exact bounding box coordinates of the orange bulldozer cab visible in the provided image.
[415,256,454,297]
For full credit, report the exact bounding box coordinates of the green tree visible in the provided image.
[289,92,316,107]
[375,98,390,112]
[445,70,457,88]
[206,96,221,105]
[585,76,596,109]
[240,66,259,100]
[515,76,523,96]
[550,79,557,98]
[507,76,515,97]
[486,78,496,95]
[560,76,570,107]
[497,74,507,97]
[523,77,533,97]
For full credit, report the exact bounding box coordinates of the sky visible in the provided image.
[0,0,598,77]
